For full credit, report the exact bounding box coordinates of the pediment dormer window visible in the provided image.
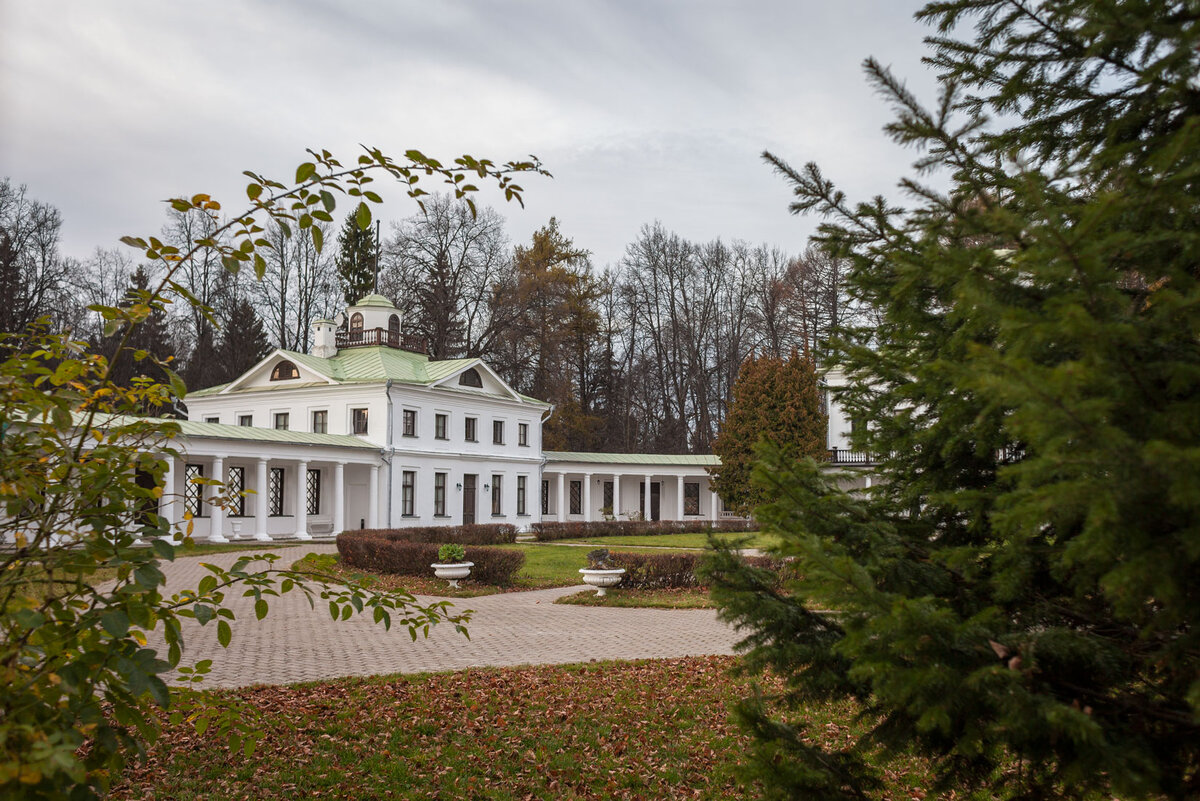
[270,360,299,381]
[458,368,483,388]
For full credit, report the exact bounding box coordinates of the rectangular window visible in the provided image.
[269,467,284,516]
[312,410,328,434]
[352,408,369,435]
[306,468,321,515]
[403,409,417,437]
[434,472,447,517]
[435,413,448,440]
[238,414,253,427]
[684,482,700,516]
[569,480,582,515]
[491,474,502,516]
[184,463,204,517]
[603,481,613,512]
[492,420,504,445]
[228,466,245,516]
[517,475,527,516]
[273,412,289,431]
[541,480,549,515]
[204,416,219,424]
[402,471,415,517]
[464,417,477,442]
[518,422,528,447]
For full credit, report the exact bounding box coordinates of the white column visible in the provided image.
[557,472,566,522]
[208,456,229,543]
[613,474,621,519]
[254,458,272,541]
[644,474,652,521]
[294,460,312,540]
[332,461,345,535]
[583,473,593,523]
[161,456,180,544]
[676,475,685,521]
[368,464,380,528]
[710,486,719,523]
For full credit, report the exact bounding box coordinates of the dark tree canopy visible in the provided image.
[335,210,377,306]
[98,266,178,392]
[706,1,1200,799]
[708,350,826,513]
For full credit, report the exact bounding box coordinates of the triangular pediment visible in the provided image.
[220,350,338,393]
[430,359,523,402]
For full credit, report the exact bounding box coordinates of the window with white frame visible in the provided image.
[517,475,527,516]
[402,471,415,517]
[491,474,502,516]
[274,412,289,431]
[204,416,219,424]
[403,409,417,437]
[435,413,448,440]
[569,480,582,515]
[492,420,504,445]
[312,410,328,434]
[434,472,447,516]
[352,408,369,435]
[518,422,528,446]
[238,414,253,427]
[464,417,477,442]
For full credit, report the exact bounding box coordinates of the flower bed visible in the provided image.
[608,551,780,590]
[337,532,524,585]
[353,523,518,545]
[531,519,755,542]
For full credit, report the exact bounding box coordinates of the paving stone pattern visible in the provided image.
[155,545,742,688]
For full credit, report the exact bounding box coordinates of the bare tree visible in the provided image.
[254,218,339,352]
[380,194,512,359]
[0,178,69,334]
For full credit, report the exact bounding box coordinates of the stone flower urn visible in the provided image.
[578,568,625,597]
[431,561,473,588]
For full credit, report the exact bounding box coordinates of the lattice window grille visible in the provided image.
[306,469,321,516]
[269,468,284,516]
[227,466,245,516]
[184,464,204,517]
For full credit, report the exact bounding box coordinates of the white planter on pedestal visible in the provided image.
[431,561,474,588]
[579,568,625,597]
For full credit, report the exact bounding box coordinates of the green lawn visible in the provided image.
[561,531,778,551]
[110,656,938,800]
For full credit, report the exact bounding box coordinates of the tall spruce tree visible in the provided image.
[709,350,825,513]
[705,2,1200,799]
[335,210,376,304]
[98,266,178,391]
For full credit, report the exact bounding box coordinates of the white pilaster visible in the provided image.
[613,474,621,519]
[208,456,229,543]
[557,472,566,522]
[644,474,652,521]
[710,486,719,522]
[161,456,180,544]
[583,473,593,523]
[676,474,685,521]
[254,457,272,541]
[368,464,380,528]
[332,461,345,535]
[295,460,312,540]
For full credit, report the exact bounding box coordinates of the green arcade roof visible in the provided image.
[543,451,720,466]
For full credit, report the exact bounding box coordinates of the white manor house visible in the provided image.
[165,294,859,542]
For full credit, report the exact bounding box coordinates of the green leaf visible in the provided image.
[255,599,268,620]
[295,162,317,183]
[101,609,131,638]
[217,620,232,648]
[312,225,324,254]
[355,201,371,230]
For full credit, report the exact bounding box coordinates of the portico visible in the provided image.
[540,452,736,524]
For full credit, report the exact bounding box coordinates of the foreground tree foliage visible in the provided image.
[0,146,545,799]
[707,1,1200,798]
[708,350,825,514]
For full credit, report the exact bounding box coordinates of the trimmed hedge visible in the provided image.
[608,551,781,590]
[336,531,525,586]
[354,523,517,545]
[532,519,756,542]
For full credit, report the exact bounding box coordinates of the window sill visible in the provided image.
[433,514,452,519]
[402,434,417,438]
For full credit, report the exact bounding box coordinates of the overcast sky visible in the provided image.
[1,1,938,269]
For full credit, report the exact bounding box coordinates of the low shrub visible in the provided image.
[532,519,756,541]
[354,523,518,545]
[337,532,525,586]
[607,551,782,590]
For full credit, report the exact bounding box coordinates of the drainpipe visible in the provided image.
[384,378,394,527]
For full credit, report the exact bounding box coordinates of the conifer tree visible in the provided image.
[215,298,272,383]
[706,2,1200,799]
[98,266,177,390]
[335,210,376,304]
[709,350,825,513]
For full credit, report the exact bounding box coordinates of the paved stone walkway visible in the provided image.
[154,544,743,688]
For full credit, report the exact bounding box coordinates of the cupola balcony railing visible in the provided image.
[336,327,428,354]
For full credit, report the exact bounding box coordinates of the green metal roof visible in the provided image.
[351,293,396,308]
[544,451,720,466]
[74,413,379,449]
[186,347,548,405]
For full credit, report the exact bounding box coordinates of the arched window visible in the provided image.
[270,360,299,381]
[387,313,400,346]
[458,367,483,388]
[350,312,364,342]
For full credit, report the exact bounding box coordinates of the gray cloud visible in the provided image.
[0,0,937,267]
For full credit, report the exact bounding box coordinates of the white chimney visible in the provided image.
[311,318,337,359]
